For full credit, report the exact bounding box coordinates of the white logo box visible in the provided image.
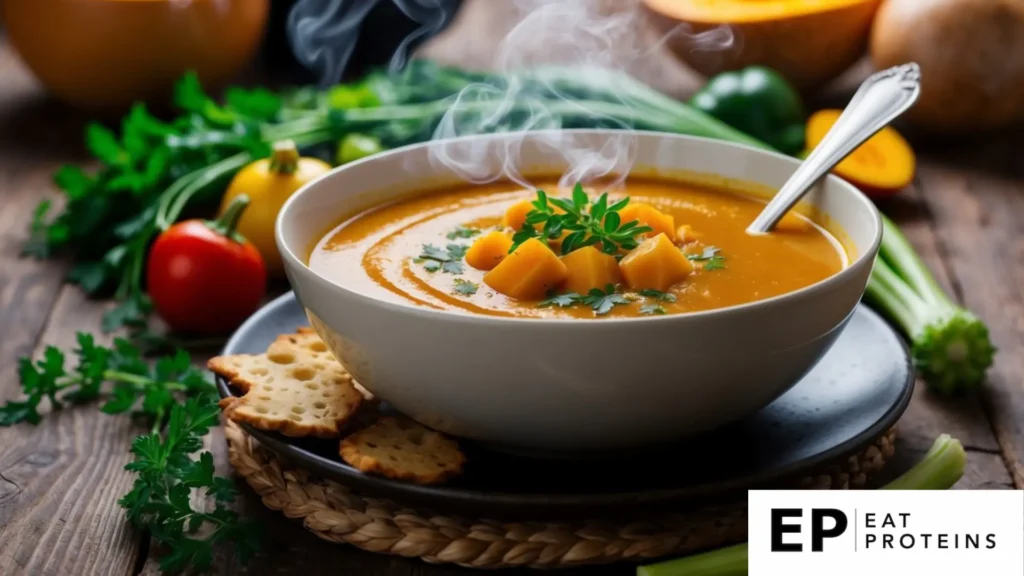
[748,490,1024,575]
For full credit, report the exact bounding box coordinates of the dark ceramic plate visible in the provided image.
[216,292,913,519]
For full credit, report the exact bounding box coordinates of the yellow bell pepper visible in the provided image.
[218,139,332,277]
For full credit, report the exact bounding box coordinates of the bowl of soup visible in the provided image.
[276,129,881,453]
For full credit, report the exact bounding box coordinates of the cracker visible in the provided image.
[272,327,376,402]
[209,335,363,438]
[339,416,465,485]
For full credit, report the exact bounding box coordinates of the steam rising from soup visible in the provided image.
[285,0,739,191]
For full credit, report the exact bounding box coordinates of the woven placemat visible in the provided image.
[225,420,897,569]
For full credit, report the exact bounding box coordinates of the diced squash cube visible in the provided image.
[560,245,622,294]
[483,238,569,300]
[466,231,514,271]
[618,233,694,292]
[618,203,675,239]
[503,200,535,231]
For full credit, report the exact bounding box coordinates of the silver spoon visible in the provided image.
[746,63,922,235]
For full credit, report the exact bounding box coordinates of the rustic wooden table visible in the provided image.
[0,2,1021,574]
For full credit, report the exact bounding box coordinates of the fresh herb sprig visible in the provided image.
[415,243,469,274]
[0,334,260,571]
[452,278,479,296]
[510,184,652,256]
[538,284,632,315]
[120,399,261,573]
[639,289,677,302]
[23,73,333,348]
[686,246,726,270]
[0,333,214,428]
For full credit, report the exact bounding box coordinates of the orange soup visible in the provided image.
[308,177,846,318]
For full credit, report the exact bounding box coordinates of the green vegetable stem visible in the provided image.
[689,66,806,155]
[0,334,260,572]
[636,434,967,576]
[864,214,996,394]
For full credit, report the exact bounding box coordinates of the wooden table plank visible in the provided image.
[0,287,141,576]
[912,138,1024,488]
[0,40,140,576]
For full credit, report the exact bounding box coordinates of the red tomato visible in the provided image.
[146,196,266,334]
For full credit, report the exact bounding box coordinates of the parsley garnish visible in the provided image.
[22,73,293,346]
[452,278,478,296]
[446,225,480,240]
[0,333,213,426]
[0,333,260,571]
[640,304,667,315]
[537,285,632,315]
[415,243,468,274]
[509,184,652,256]
[686,246,726,270]
[538,292,583,308]
[639,289,677,303]
[581,284,632,315]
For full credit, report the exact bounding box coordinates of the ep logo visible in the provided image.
[770,508,849,552]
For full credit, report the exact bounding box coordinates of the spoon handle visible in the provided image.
[746,63,922,235]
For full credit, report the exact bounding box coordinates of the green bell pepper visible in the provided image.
[689,66,806,155]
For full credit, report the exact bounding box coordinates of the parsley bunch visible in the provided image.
[0,335,259,572]
[23,73,335,351]
[120,399,261,572]
[510,184,653,256]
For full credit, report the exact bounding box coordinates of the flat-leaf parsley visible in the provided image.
[415,243,468,274]
[0,334,260,571]
[686,246,726,270]
[639,289,677,303]
[452,278,478,296]
[509,184,652,256]
[581,284,631,315]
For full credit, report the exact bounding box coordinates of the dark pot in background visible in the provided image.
[260,0,464,85]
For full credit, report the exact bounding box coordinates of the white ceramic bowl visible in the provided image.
[276,130,881,454]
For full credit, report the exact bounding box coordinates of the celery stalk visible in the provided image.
[865,214,996,395]
[636,435,966,576]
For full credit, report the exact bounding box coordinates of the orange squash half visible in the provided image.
[643,0,882,90]
[3,0,269,112]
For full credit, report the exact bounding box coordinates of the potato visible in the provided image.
[870,0,1024,131]
[618,233,694,292]
[483,238,569,300]
[560,246,623,295]
[466,231,513,271]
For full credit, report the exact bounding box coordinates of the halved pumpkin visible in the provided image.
[642,0,882,90]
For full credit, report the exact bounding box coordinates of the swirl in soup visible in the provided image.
[308,177,846,318]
